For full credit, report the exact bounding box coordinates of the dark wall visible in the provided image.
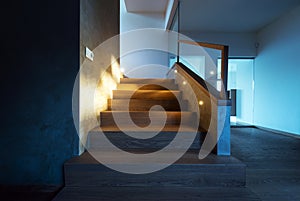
[0,0,79,185]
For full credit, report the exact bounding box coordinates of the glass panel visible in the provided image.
[222,59,254,125]
[179,43,222,91]
[168,6,179,68]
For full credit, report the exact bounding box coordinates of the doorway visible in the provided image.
[219,59,254,125]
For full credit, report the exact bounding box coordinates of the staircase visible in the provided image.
[53,78,256,201]
[89,78,201,151]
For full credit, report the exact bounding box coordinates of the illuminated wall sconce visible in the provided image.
[183,81,187,85]
[174,69,178,73]
[199,100,204,106]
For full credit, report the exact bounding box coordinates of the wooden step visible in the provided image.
[107,99,188,111]
[113,90,181,100]
[62,151,246,188]
[117,83,178,90]
[120,78,175,85]
[87,126,203,151]
[100,111,195,127]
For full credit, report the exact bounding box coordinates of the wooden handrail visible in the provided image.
[179,40,226,51]
[178,40,229,95]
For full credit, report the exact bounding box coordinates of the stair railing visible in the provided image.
[178,40,229,99]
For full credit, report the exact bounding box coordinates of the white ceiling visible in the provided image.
[180,0,300,32]
[124,0,169,13]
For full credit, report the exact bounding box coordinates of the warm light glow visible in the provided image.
[199,100,204,106]
[111,56,122,82]
[174,69,178,73]
[94,71,118,115]
[183,81,187,85]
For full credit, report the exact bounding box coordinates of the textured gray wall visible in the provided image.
[79,0,120,153]
[0,0,120,186]
[0,0,79,185]
[80,0,120,64]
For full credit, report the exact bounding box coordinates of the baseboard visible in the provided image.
[255,126,300,139]
[0,185,62,193]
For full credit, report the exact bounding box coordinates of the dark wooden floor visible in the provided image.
[1,127,299,200]
[231,127,300,201]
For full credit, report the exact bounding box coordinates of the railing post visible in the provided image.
[177,1,181,63]
[221,46,229,96]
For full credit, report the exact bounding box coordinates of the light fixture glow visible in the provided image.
[199,100,204,106]
[174,69,178,73]
[183,81,187,85]
[210,71,215,75]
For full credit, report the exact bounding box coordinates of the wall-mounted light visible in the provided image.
[199,100,204,106]
[174,69,178,73]
[210,71,215,75]
[183,81,187,85]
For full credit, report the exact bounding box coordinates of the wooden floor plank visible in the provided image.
[53,186,261,201]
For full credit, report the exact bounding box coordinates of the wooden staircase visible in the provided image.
[103,78,188,128]
[89,78,201,151]
[53,78,254,201]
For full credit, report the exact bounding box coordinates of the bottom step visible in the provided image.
[53,186,260,201]
[63,151,246,187]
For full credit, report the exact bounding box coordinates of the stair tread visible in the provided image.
[95,125,205,132]
[120,78,175,84]
[101,111,193,114]
[113,89,180,92]
[108,98,182,101]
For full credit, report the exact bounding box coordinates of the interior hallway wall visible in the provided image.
[120,0,169,78]
[254,6,300,135]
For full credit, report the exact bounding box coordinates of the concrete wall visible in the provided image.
[0,0,79,185]
[253,6,300,135]
[80,0,120,152]
[120,0,169,78]
[81,0,119,64]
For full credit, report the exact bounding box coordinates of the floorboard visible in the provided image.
[53,186,261,201]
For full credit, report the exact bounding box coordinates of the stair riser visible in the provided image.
[113,91,181,100]
[108,100,188,111]
[120,78,175,85]
[100,113,195,127]
[64,164,246,187]
[87,131,201,150]
[117,84,178,90]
